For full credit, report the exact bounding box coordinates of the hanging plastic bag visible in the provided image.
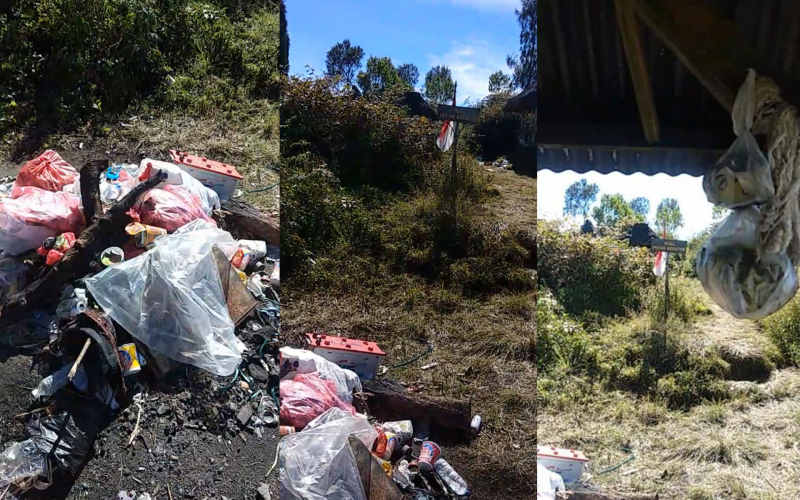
[0,187,84,255]
[138,159,220,214]
[85,220,243,376]
[280,372,357,430]
[279,407,377,500]
[11,150,79,197]
[537,462,566,500]
[703,70,774,208]
[697,206,797,319]
[128,184,215,233]
[279,347,362,403]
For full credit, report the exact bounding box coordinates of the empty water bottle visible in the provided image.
[434,458,471,496]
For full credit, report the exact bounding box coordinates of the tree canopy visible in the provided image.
[397,63,419,87]
[357,56,401,96]
[488,71,512,93]
[629,197,650,218]
[655,198,684,237]
[325,39,364,87]
[424,65,456,104]
[592,193,636,228]
[563,179,599,218]
[507,0,536,90]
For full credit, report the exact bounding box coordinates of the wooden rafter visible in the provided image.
[550,0,571,98]
[615,0,660,143]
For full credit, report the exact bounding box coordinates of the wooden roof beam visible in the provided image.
[615,0,660,144]
[633,0,761,114]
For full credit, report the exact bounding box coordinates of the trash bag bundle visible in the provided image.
[11,150,79,198]
[703,70,774,208]
[138,158,220,215]
[697,207,798,318]
[85,220,243,376]
[279,347,362,403]
[0,187,84,255]
[128,184,215,233]
[279,373,357,430]
[280,408,377,500]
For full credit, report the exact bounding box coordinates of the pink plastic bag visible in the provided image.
[11,150,79,197]
[0,187,85,255]
[128,184,215,233]
[280,373,356,430]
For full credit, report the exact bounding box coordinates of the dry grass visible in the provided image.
[538,288,800,499]
[282,170,536,499]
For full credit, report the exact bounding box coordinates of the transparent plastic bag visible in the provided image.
[0,439,46,490]
[703,70,774,208]
[0,187,84,255]
[279,347,362,402]
[279,373,357,430]
[138,159,221,214]
[128,184,215,233]
[697,207,798,319]
[279,407,377,500]
[537,462,565,500]
[85,220,244,376]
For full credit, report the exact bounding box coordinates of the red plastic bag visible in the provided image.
[128,184,215,233]
[280,373,356,430]
[0,187,84,255]
[12,150,79,197]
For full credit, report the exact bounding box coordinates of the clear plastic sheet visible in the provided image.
[279,407,377,500]
[703,69,774,208]
[279,347,362,402]
[0,440,46,491]
[697,207,798,319]
[85,220,244,376]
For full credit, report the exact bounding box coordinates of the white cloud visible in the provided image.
[426,40,509,104]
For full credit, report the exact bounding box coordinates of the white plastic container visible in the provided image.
[169,150,242,201]
[305,333,386,380]
[537,445,588,485]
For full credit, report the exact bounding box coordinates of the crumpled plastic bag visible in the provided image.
[11,150,78,197]
[280,373,357,430]
[537,462,566,500]
[0,187,84,255]
[85,220,243,376]
[138,158,220,215]
[703,69,774,208]
[128,184,215,233]
[100,165,140,204]
[697,206,798,319]
[0,439,47,492]
[279,347,362,403]
[27,411,91,476]
[279,407,377,500]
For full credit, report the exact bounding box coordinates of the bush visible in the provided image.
[536,288,598,374]
[281,77,441,191]
[761,294,800,367]
[537,220,655,317]
[468,93,522,162]
[645,275,710,325]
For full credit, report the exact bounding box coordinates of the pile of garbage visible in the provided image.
[278,345,474,499]
[0,150,280,497]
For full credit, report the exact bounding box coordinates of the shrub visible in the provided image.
[644,275,710,325]
[761,294,800,367]
[468,93,521,162]
[537,220,655,317]
[536,288,598,374]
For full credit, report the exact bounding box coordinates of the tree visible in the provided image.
[629,197,650,218]
[396,63,419,87]
[488,71,512,93]
[563,179,599,218]
[592,194,635,228]
[655,198,684,237]
[356,56,401,96]
[424,65,455,104]
[325,40,364,87]
[507,0,536,90]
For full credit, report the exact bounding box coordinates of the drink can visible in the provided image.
[118,343,142,376]
[383,432,398,460]
[418,441,441,472]
[279,425,296,435]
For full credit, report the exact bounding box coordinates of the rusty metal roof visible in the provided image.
[538,0,800,177]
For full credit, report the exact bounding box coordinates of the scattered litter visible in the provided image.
[420,362,438,370]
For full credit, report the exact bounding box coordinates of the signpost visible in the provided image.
[439,83,480,218]
[651,237,687,341]
[437,104,480,124]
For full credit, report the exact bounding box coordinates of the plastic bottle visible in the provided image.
[434,458,471,496]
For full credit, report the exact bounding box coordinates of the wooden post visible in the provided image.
[450,82,459,218]
[664,252,669,343]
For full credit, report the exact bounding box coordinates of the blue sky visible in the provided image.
[537,170,716,240]
[286,0,521,105]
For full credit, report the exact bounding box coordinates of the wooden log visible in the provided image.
[0,167,167,323]
[213,199,279,246]
[361,379,472,441]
